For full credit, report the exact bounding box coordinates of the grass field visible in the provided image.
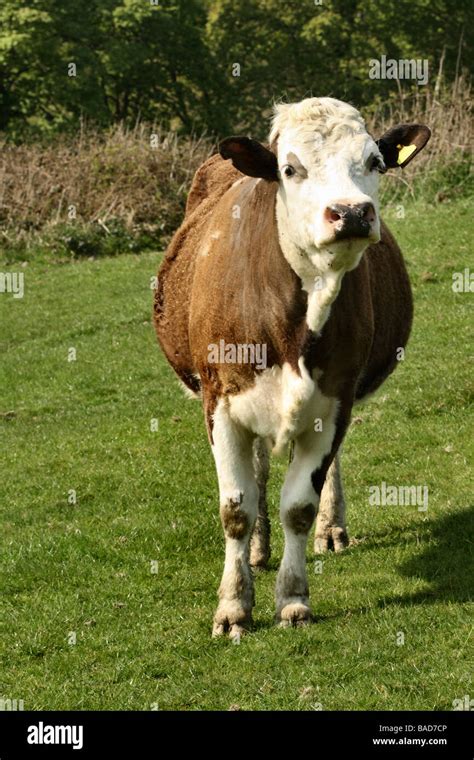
[1,198,472,711]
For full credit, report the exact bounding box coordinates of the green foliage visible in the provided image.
[0,0,227,137]
[51,219,154,257]
[0,0,472,138]
[207,0,472,136]
[381,149,473,204]
[2,220,159,263]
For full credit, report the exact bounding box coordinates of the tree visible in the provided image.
[0,0,471,138]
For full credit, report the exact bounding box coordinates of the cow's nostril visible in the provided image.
[360,202,375,222]
[326,201,375,241]
[326,206,342,223]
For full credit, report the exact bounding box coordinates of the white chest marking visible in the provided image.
[228,357,338,456]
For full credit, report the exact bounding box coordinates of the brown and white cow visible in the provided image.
[154,97,430,638]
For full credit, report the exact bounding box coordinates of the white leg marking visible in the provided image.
[276,407,337,625]
[211,400,258,638]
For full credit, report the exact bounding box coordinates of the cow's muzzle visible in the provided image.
[325,202,376,241]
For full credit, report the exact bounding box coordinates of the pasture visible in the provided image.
[1,197,472,711]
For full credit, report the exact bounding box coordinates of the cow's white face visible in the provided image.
[271,98,383,278]
[220,96,430,291]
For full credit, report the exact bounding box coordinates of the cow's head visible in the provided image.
[220,97,430,279]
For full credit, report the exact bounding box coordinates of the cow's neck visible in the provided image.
[282,235,346,335]
[275,197,349,336]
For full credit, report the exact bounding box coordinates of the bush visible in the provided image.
[0,125,213,261]
[367,76,472,204]
[0,77,471,262]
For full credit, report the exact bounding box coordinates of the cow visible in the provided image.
[154,97,430,639]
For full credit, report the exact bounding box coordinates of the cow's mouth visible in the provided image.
[310,235,378,272]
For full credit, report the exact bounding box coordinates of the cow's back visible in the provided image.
[154,155,241,391]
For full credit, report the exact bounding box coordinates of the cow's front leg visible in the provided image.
[276,421,336,627]
[314,452,349,553]
[211,403,258,639]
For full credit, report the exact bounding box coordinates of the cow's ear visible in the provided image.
[219,136,279,181]
[376,124,431,169]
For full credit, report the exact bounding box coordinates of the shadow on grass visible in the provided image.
[387,505,474,606]
[332,506,474,608]
[310,506,474,623]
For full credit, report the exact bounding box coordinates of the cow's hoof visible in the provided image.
[277,602,312,628]
[212,603,251,640]
[212,621,247,640]
[314,526,349,554]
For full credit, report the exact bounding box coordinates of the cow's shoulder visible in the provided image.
[185,153,242,217]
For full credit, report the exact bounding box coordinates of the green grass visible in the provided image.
[0,198,472,711]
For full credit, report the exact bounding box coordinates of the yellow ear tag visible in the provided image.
[397,144,416,165]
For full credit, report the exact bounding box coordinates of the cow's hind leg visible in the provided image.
[314,452,349,554]
[211,402,258,639]
[250,437,271,569]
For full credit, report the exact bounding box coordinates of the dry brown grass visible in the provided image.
[0,124,214,253]
[0,77,471,259]
[366,74,472,201]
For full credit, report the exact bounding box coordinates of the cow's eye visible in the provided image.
[370,156,386,173]
[283,165,296,178]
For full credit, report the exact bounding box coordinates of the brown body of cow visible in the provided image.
[153,98,429,638]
